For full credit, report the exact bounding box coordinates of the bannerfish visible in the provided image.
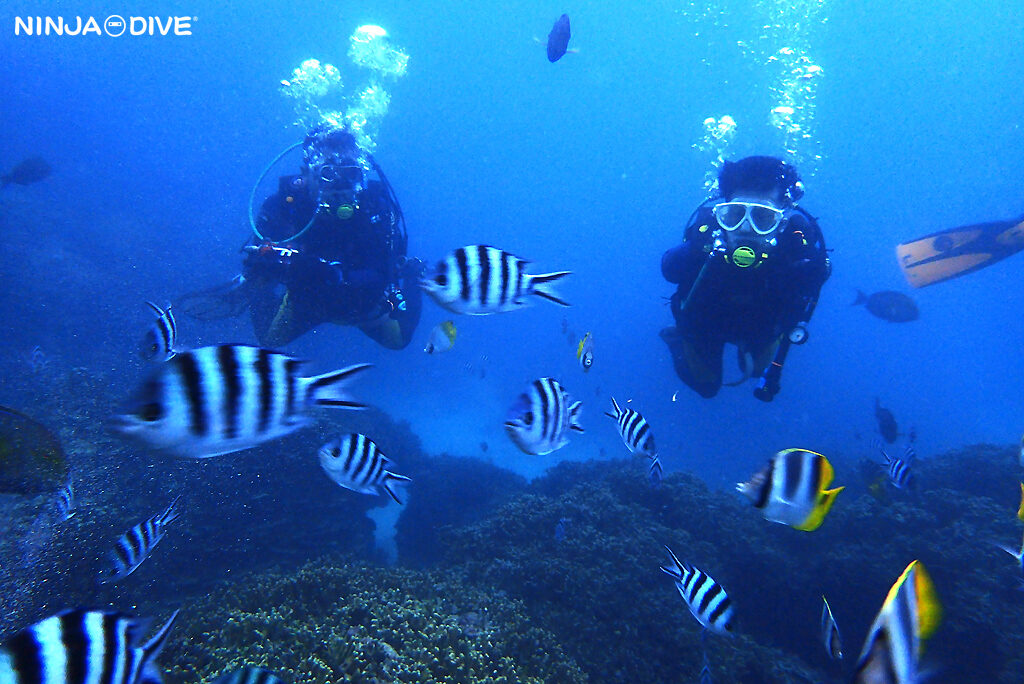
[1,156,51,188]
[547,14,571,63]
[504,377,583,455]
[996,531,1024,584]
[576,332,594,371]
[113,345,371,458]
[212,667,285,684]
[0,608,178,684]
[875,398,898,444]
[424,320,457,354]
[1017,483,1024,522]
[736,448,844,532]
[660,545,734,635]
[854,290,919,322]
[821,595,843,660]
[605,396,661,478]
[101,496,182,583]
[0,405,69,494]
[853,560,941,684]
[421,245,570,315]
[140,301,178,362]
[318,433,411,504]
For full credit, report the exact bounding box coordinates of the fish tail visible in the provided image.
[304,363,373,408]
[795,485,845,532]
[660,545,686,581]
[605,396,621,420]
[140,610,179,684]
[853,290,867,306]
[383,473,412,505]
[569,400,584,433]
[159,495,183,526]
[529,271,571,306]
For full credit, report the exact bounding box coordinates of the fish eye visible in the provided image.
[332,447,340,457]
[139,402,163,422]
[435,273,447,287]
[523,412,534,426]
[724,622,733,632]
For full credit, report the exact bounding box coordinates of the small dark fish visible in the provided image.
[547,14,571,63]
[554,516,571,542]
[0,608,177,684]
[854,290,919,322]
[480,441,489,453]
[0,405,69,494]
[1,156,51,188]
[874,398,898,444]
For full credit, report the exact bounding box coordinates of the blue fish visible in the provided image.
[547,14,571,62]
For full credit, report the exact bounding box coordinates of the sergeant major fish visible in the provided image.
[821,595,843,660]
[504,377,583,455]
[854,560,941,684]
[0,608,177,684]
[101,496,181,583]
[212,667,285,684]
[421,245,570,315]
[318,433,411,504]
[660,545,734,635]
[113,344,372,458]
[880,446,914,490]
[736,448,844,532]
[140,301,178,362]
[605,397,661,479]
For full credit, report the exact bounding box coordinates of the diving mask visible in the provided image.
[318,163,365,188]
[713,201,784,236]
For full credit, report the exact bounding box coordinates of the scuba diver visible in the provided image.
[660,156,830,402]
[183,123,422,349]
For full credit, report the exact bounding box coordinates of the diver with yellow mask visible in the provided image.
[660,156,830,401]
[234,122,422,349]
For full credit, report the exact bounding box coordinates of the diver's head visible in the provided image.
[710,156,803,268]
[302,123,369,212]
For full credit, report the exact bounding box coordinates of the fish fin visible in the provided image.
[1017,482,1024,522]
[382,478,407,505]
[139,609,179,684]
[896,216,1024,288]
[569,400,584,433]
[303,363,373,408]
[795,485,845,532]
[853,290,867,306]
[529,271,571,307]
[909,562,942,641]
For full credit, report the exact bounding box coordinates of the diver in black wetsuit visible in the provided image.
[660,156,830,401]
[238,123,422,349]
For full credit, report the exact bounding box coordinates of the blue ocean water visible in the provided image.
[1,0,1023,681]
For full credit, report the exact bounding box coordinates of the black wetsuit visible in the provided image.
[660,203,829,399]
[242,174,422,349]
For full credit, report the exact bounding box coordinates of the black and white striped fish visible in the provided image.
[821,595,843,660]
[504,377,583,455]
[55,480,76,521]
[101,496,181,583]
[854,560,941,683]
[318,433,412,504]
[881,447,914,489]
[660,545,734,636]
[605,397,661,477]
[0,608,177,684]
[212,666,285,684]
[421,245,570,314]
[140,302,178,362]
[114,344,372,458]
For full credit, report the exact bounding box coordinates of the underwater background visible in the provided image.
[2,0,1023,682]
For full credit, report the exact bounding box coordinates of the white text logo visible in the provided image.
[14,16,194,36]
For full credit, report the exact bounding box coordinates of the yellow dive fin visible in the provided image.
[897,216,1024,288]
[1017,483,1024,522]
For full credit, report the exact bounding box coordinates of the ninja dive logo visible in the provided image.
[14,15,194,36]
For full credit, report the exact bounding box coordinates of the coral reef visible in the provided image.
[162,557,585,684]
